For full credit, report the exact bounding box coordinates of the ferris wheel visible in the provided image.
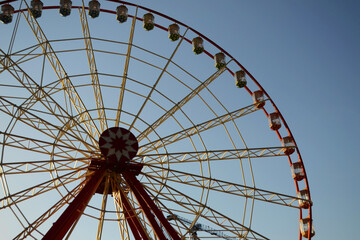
[0,1,315,239]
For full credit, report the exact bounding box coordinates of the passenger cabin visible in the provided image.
[252,90,265,108]
[234,70,247,88]
[214,53,226,70]
[88,0,100,18]
[116,5,128,23]
[59,0,72,17]
[192,37,204,55]
[31,0,43,19]
[143,13,154,31]
[168,23,180,41]
[298,189,311,209]
[300,217,315,238]
[291,162,305,181]
[281,136,295,155]
[0,4,14,24]
[268,112,281,130]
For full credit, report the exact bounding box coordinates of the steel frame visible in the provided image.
[0,1,313,239]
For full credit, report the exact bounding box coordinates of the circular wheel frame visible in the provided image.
[0,1,313,239]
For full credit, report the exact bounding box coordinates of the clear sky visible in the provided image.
[175,0,360,238]
[120,0,360,238]
[0,0,359,239]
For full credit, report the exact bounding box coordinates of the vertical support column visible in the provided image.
[123,172,181,240]
[42,168,106,240]
[113,182,150,240]
[126,181,167,240]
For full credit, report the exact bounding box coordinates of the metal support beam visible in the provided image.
[79,2,108,132]
[116,184,149,240]
[123,172,181,240]
[42,168,106,240]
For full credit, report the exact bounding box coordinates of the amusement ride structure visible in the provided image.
[0,0,314,239]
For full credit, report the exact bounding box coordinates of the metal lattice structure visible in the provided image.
[0,0,314,239]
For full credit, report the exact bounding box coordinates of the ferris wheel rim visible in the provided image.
[1,0,308,160]
[0,1,313,239]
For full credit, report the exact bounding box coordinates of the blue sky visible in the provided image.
[0,0,359,239]
[133,0,360,238]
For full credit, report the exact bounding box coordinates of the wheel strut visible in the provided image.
[42,168,107,240]
[42,127,179,240]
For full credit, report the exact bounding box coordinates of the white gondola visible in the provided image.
[268,112,281,130]
[168,23,180,41]
[116,5,128,23]
[291,161,305,181]
[298,189,311,209]
[300,217,315,238]
[234,70,247,88]
[252,90,265,108]
[59,0,72,17]
[31,0,44,19]
[192,37,204,55]
[281,136,295,155]
[214,52,226,70]
[143,13,154,31]
[0,4,14,24]
[88,0,100,18]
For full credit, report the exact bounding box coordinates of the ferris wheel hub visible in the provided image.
[86,127,141,194]
[99,127,139,163]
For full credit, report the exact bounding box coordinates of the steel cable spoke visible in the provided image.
[0,97,96,154]
[0,157,90,175]
[79,1,108,133]
[142,173,269,240]
[138,101,264,154]
[115,7,138,126]
[143,165,307,208]
[13,180,85,240]
[137,146,290,165]
[21,0,101,140]
[137,64,228,143]
[0,168,87,210]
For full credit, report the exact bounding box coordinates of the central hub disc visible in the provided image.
[99,127,139,163]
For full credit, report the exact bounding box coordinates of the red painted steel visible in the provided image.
[117,187,149,240]
[124,173,167,240]
[124,172,181,240]
[0,1,313,239]
[42,168,106,240]
[99,127,139,163]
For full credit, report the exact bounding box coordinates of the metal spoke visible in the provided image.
[138,146,289,165]
[79,2,108,133]
[96,174,110,240]
[138,102,263,154]
[112,179,131,240]
[1,44,44,73]
[0,157,90,175]
[143,166,308,208]
[13,180,85,240]
[0,50,98,148]
[0,131,93,158]
[0,97,96,155]
[136,64,228,142]
[143,174,269,240]
[115,7,138,127]
[0,168,86,210]
[129,28,190,131]
[21,1,101,139]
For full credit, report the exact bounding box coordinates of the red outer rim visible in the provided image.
[0,1,313,238]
